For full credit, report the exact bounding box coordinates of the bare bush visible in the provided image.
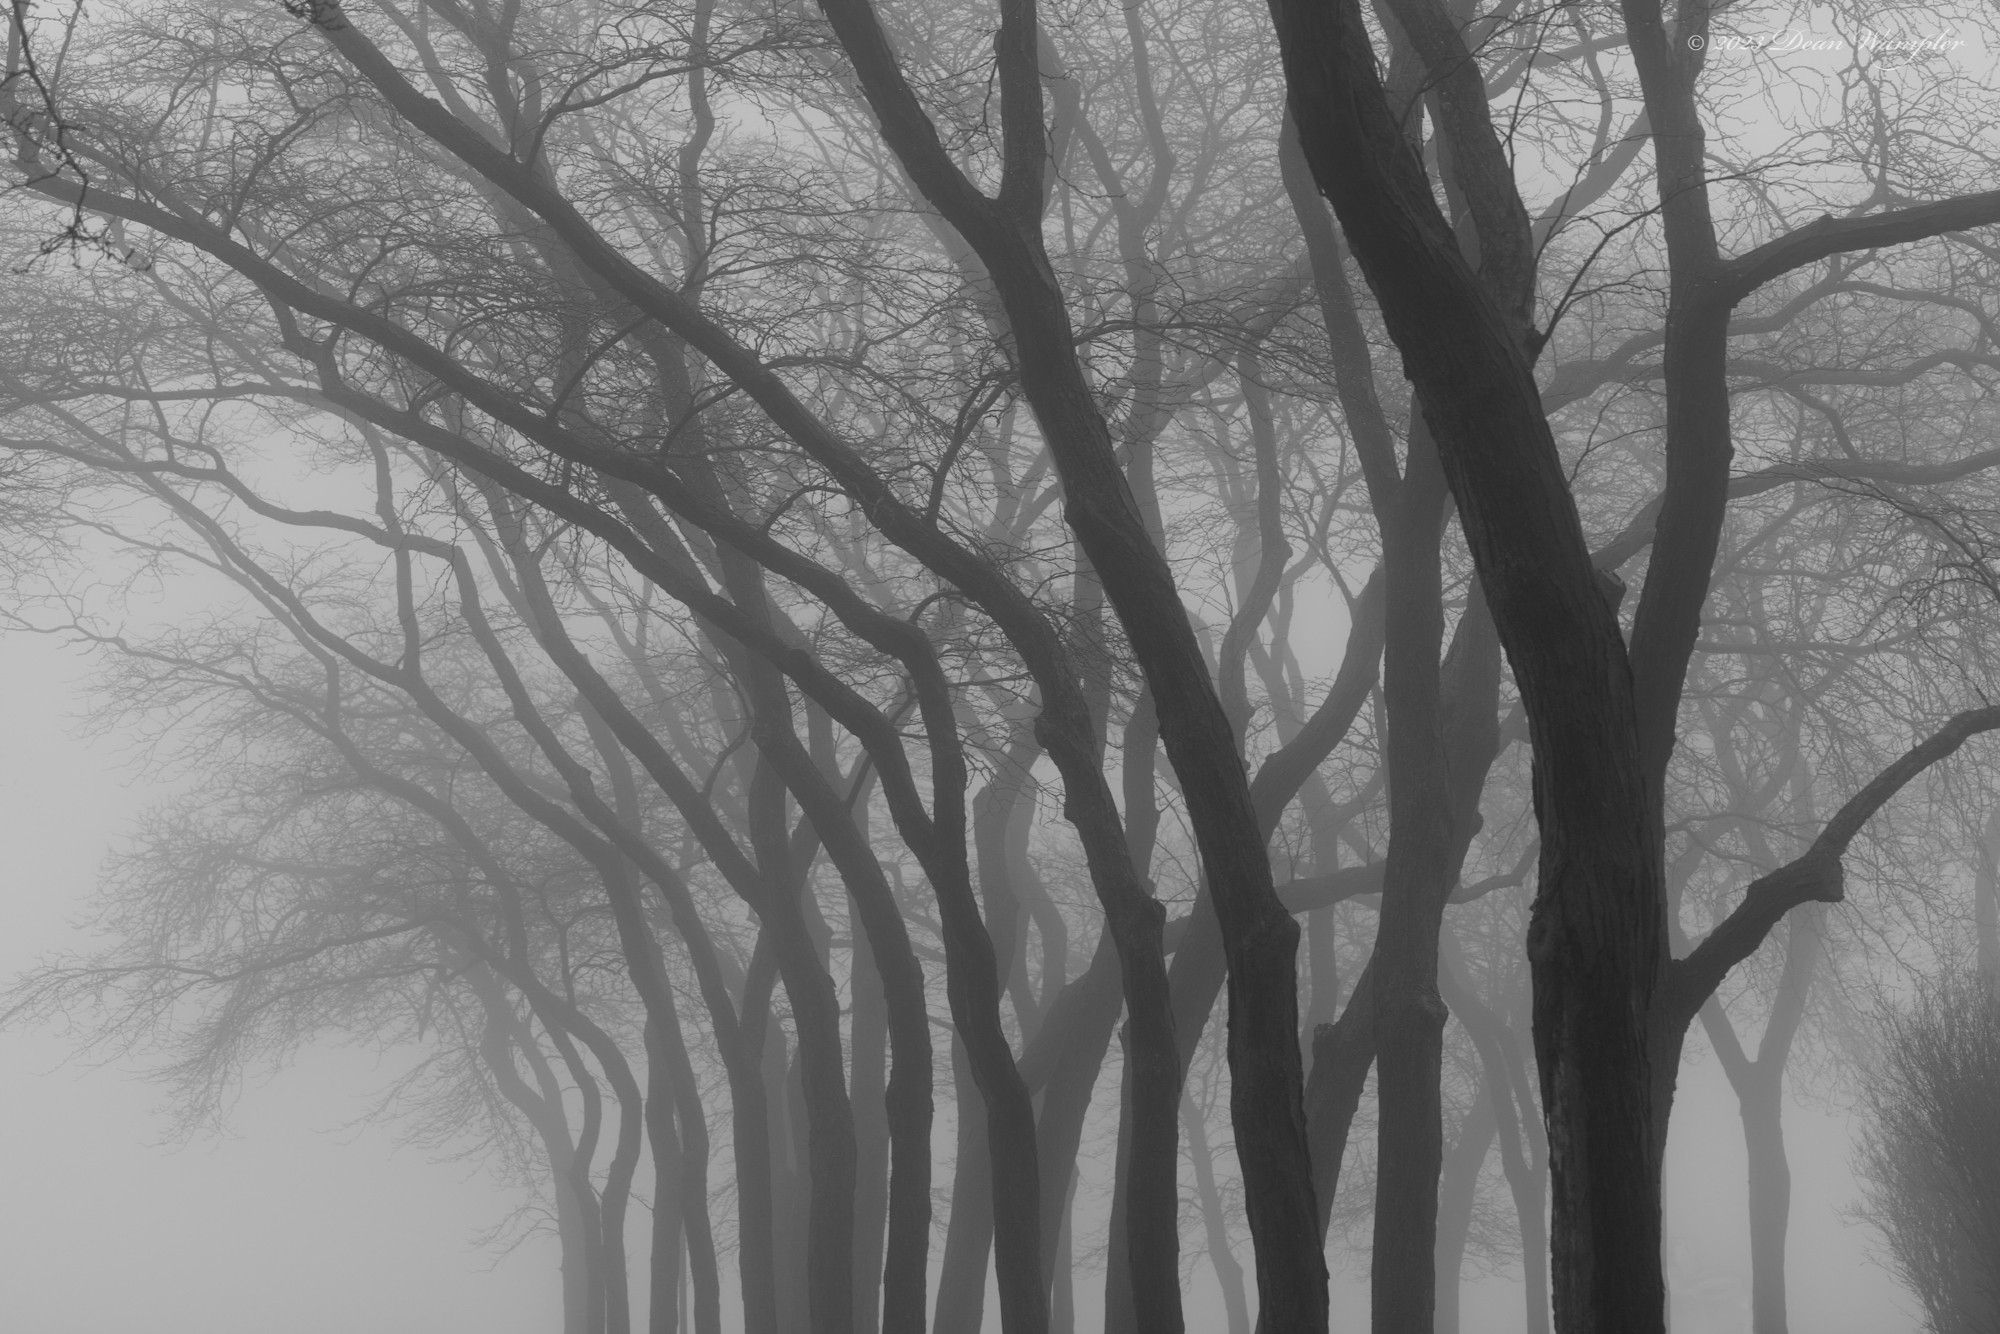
[1858,974,2000,1334]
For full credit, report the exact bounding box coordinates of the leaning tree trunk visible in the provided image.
[935,1037,995,1333]
[809,3,1322,1321]
[1183,1092,1253,1334]
[849,914,893,1334]
[1273,0,1672,1326]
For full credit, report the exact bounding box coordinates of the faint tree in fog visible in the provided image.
[1858,973,2000,1334]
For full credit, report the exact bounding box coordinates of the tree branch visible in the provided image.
[1668,705,2000,1028]
[1723,192,2000,303]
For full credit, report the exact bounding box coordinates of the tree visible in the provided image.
[1858,972,2000,1334]
[1269,0,2000,1325]
[16,0,2000,1330]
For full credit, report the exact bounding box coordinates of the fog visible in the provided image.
[6,0,1998,1330]
[0,633,557,1334]
[0,623,1925,1332]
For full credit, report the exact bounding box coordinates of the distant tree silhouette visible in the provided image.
[1858,973,2000,1334]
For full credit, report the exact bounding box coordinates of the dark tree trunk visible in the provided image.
[1306,960,1377,1242]
[735,947,784,1334]
[769,1033,809,1334]
[936,1037,995,1333]
[646,1022,686,1334]
[809,4,1321,1320]
[1103,1029,1138,1334]
[850,915,892,1334]
[1367,426,1456,1334]
[1273,3,1672,1327]
[648,1006,723,1334]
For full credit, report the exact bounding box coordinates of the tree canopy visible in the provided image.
[8,0,2000,1331]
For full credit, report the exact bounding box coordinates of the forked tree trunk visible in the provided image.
[808,4,1321,1321]
[1273,2,1671,1326]
[646,1009,722,1334]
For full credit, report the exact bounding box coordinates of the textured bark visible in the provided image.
[1274,3,1668,1327]
[1366,426,1457,1334]
[1266,0,2000,1321]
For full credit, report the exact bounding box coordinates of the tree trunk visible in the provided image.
[1306,960,1377,1242]
[770,1033,810,1334]
[1739,1070,1790,1334]
[936,1038,995,1333]
[850,914,892,1334]
[810,2,1325,1311]
[1440,946,1549,1334]
[646,1021,686,1334]
[1103,1028,1138,1334]
[1273,3,1672,1326]
[1368,424,1456,1334]
[1184,1092,1253,1334]
[1978,810,2000,990]
[648,1006,723,1334]
[1435,1085,1498,1334]
[1025,935,1122,1292]
[1050,1180,1076,1334]
[734,945,783,1334]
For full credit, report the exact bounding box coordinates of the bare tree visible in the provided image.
[1858,972,2000,1334]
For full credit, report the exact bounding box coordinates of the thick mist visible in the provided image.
[5,0,1996,1331]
